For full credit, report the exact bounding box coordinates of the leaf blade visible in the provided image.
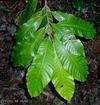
[52,11,73,22]
[26,38,54,97]
[52,43,75,101]
[54,37,88,81]
[58,17,96,39]
[16,12,43,42]
[11,27,45,68]
[19,0,38,25]
[52,11,96,39]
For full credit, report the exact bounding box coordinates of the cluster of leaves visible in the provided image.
[11,0,96,102]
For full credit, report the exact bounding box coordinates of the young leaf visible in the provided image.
[19,0,38,25]
[40,6,53,27]
[52,44,75,101]
[11,28,45,68]
[26,38,54,97]
[42,5,53,22]
[54,37,88,81]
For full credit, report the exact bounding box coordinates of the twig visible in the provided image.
[45,0,47,6]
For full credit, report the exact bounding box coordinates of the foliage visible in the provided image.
[72,0,84,11]
[19,0,38,25]
[11,0,96,102]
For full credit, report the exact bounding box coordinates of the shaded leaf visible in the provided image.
[40,6,53,27]
[11,28,45,68]
[16,11,43,42]
[19,0,38,25]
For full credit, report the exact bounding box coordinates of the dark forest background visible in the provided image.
[0,0,100,105]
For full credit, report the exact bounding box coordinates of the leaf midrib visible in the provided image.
[31,29,45,51]
[56,38,82,79]
[18,16,42,41]
[36,39,50,84]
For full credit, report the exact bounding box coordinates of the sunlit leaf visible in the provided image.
[52,43,75,101]
[52,11,96,39]
[54,37,88,81]
[26,38,54,96]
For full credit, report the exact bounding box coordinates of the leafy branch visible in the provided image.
[11,0,96,102]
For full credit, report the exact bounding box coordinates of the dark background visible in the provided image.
[0,0,100,105]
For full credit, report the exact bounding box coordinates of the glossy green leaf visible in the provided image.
[52,23,86,56]
[16,12,43,42]
[26,38,54,97]
[52,23,74,40]
[54,37,88,81]
[11,28,45,68]
[19,0,38,25]
[62,35,85,56]
[52,70,74,102]
[52,11,96,39]
[58,17,96,39]
[52,11,73,22]
[52,44,75,101]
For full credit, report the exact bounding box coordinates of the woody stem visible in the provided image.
[45,0,47,6]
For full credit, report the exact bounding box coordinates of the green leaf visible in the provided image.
[72,0,84,11]
[62,35,85,56]
[42,6,53,22]
[16,12,43,42]
[58,17,96,39]
[52,11,96,39]
[19,0,38,25]
[52,24,86,56]
[52,23,74,40]
[11,28,45,68]
[26,38,54,97]
[40,6,53,27]
[52,11,73,22]
[54,37,88,81]
[52,70,75,102]
[52,43,75,101]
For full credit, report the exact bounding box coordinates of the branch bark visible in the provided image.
[45,0,47,5]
